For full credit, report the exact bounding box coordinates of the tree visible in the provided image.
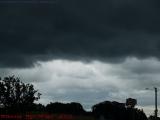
[92,100,148,120]
[0,76,41,113]
[46,102,86,115]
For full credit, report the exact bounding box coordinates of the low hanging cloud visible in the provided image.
[1,0,160,67]
[1,57,160,112]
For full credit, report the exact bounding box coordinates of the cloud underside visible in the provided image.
[1,57,160,112]
[1,0,160,67]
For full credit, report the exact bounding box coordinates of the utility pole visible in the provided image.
[155,87,158,118]
[146,87,158,119]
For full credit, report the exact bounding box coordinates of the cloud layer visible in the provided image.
[1,0,160,67]
[1,57,160,115]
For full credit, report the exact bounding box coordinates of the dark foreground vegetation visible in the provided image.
[92,100,148,120]
[0,76,156,120]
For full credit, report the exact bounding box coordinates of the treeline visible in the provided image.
[0,76,149,120]
[0,102,89,115]
[0,101,148,120]
[92,101,148,120]
[0,76,89,115]
[46,102,87,115]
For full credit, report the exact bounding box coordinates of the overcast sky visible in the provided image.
[1,0,160,116]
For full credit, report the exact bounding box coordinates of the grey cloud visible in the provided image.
[122,58,160,75]
[1,58,160,110]
[1,0,160,68]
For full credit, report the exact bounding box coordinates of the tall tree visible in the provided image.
[0,76,41,113]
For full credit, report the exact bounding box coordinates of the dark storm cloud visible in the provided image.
[1,0,160,67]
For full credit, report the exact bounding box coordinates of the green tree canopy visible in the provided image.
[0,76,41,109]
